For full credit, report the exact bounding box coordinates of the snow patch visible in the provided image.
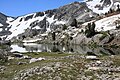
[47,15,56,24]
[23,43,38,46]
[61,35,65,38]
[30,57,45,63]
[95,14,120,31]
[55,21,66,25]
[11,45,27,52]
[0,23,3,26]
[7,17,14,22]
[86,56,97,59]
[0,28,2,32]
[85,0,113,14]
[72,32,78,37]
[23,38,42,43]
[32,26,40,29]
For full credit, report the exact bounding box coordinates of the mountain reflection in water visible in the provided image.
[11,43,120,55]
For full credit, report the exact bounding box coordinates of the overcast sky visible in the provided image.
[0,0,83,17]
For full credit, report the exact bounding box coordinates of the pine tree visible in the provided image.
[109,8,113,13]
[91,22,95,32]
[117,4,120,12]
[52,32,56,40]
[70,18,77,28]
[62,24,68,30]
[85,22,96,38]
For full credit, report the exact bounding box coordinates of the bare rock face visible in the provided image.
[0,13,13,40]
[0,13,7,25]
[54,2,97,21]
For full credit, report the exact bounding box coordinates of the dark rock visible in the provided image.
[45,10,54,17]
[70,18,77,27]
[35,12,44,18]
[0,12,7,25]
[12,53,23,58]
[37,17,50,33]
[24,15,34,21]
[0,40,11,45]
[17,28,39,40]
[18,62,27,65]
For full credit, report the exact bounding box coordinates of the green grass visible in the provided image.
[0,52,73,79]
[23,52,72,58]
[99,31,108,41]
[1,52,120,80]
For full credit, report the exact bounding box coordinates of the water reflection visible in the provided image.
[11,43,120,55]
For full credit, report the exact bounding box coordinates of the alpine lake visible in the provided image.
[0,43,120,80]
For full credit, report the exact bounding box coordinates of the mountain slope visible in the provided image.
[6,2,97,40]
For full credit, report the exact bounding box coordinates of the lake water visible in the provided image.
[10,43,120,55]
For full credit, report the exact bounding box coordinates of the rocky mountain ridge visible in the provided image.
[0,1,97,40]
[0,1,120,46]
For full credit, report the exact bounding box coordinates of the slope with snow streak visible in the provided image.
[7,13,66,40]
[7,13,45,40]
[95,14,120,31]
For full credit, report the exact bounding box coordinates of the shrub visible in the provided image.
[85,22,96,38]
[81,29,84,33]
[116,25,120,29]
[70,37,73,40]
[78,22,84,25]
[117,4,120,12]
[99,34,107,41]
[62,24,68,30]
[70,18,77,28]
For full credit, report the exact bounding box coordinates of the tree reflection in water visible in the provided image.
[11,43,120,55]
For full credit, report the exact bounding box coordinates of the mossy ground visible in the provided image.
[0,52,120,80]
[0,52,73,79]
